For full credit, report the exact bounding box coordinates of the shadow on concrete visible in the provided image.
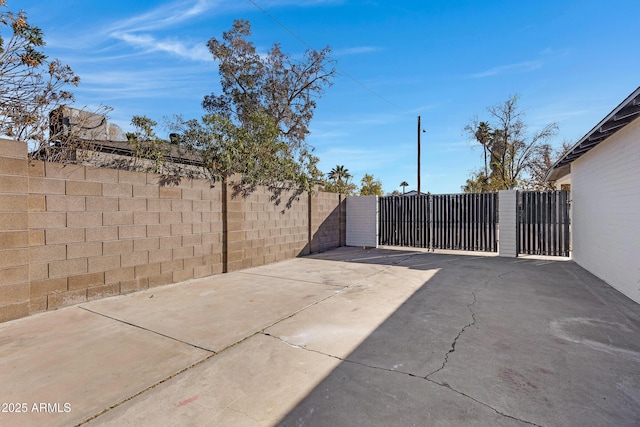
[276,247,640,426]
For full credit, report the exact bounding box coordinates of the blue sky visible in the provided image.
[14,0,640,194]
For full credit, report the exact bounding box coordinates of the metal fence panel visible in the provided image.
[518,190,570,257]
[379,193,498,252]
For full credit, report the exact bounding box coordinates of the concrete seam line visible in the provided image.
[261,332,421,378]
[74,350,219,426]
[74,277,352,425]
[76,251,419,425]
[78,306,217,352]
[424,378,544,427]
[262,333,543,427]
[236,270,346,288]
[74,319,281,426]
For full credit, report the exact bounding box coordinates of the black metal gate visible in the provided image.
[378,193,498,252]
[518,190,570,257]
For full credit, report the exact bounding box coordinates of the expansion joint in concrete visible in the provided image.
[261,332,421,380]
[424,378,544,427]
[78,306,217,353]
[263,332,543,427]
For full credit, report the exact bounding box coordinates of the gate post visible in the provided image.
[498,190,518,257]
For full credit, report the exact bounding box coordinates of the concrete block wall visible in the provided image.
[346,196,378,248]
[309,192,345,254]
[0,139,345,322]
[24,158,224,318]
[225,185,309,272]
[0,140,30,322]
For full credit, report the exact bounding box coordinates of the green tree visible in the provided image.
[464,95,558,191]
[0,0,79,149]
[359,174,383,196]
[194,19,334,192]
[400,180,409,194]
[178,111,310,191]
[461,170,489,193]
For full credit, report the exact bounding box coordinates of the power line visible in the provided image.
[246,0,404,112]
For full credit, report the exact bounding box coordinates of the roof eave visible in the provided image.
[545,86,640,181]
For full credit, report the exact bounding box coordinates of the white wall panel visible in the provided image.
[571,118,640,303]
[346,196,378,248]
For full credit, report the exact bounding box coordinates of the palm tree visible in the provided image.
[400,181,409,194]
[475,121,491,178]
[328,165,351,184]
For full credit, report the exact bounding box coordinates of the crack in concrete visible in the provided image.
[78,254,529,426]
[262,332,542,426]
[75,253,418,426]
[424,289,479,379]
[263,268,543,426]
[425,272,509,380]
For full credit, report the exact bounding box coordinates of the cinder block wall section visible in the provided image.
[25,158,224,316]
[309,192,345,254]
[0,139,345,323]
[224,185,309,272]
[0,140,30,322]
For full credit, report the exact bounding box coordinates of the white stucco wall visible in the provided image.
[498,190,518,257]
[571,117,640,303]
[346,196,378,247]
[554,174,571,190]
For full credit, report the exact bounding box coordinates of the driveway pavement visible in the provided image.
[1,247,639,426]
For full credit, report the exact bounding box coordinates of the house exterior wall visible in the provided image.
[346,196,378,248]
[554,174,571,191]
[571,118,640,303]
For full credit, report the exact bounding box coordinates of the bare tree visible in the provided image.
[464,95,558,191]
[0,1,79,150]
[521,141,572,190]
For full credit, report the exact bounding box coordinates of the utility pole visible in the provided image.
[417,115,421,195]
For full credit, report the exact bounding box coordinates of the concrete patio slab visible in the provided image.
[265,264,437,360]
[1,246,639,427]
[84,333,342,426]
[0,307,209,427]
[81,269,345,352]
[246,255,390,286]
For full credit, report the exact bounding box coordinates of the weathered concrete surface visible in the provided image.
[1,247,639,427]
[0,308,209,427]
[80,263,355,352]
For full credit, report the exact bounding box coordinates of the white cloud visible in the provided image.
[111,32,211,61]
[469,60,543,79]
[107,0,218,34]
[333,46,379,56]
